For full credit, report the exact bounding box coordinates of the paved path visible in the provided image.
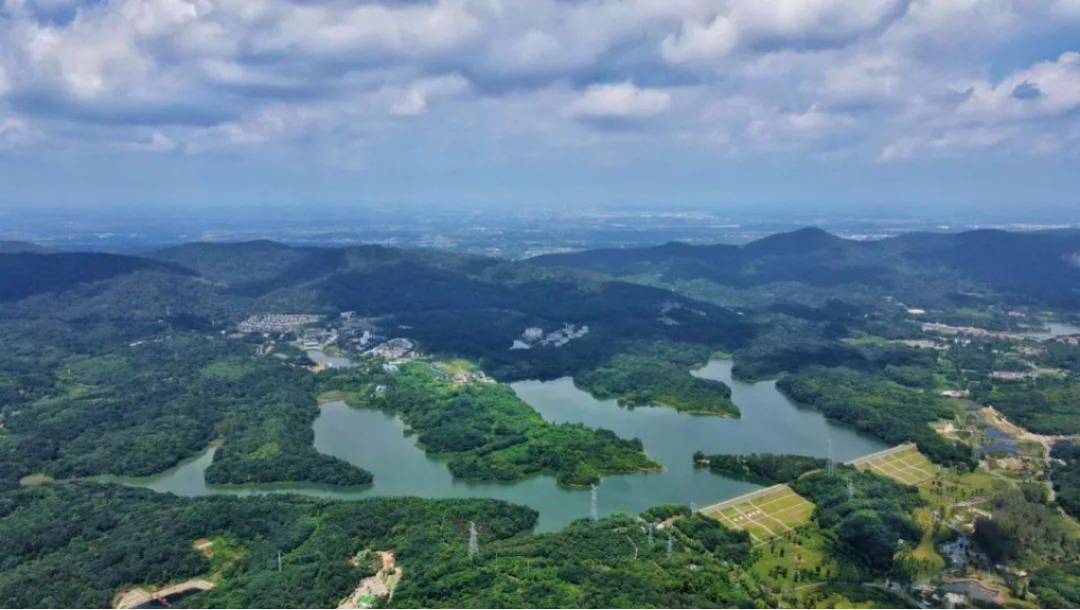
[845,443,918,467]
[698,484,789,516]
[115,579,214,609]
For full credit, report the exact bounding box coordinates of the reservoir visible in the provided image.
[95,360,886,532]
[1022,322,1080,340]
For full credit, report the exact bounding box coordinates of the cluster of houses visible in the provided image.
[990,370,1031,381]
[237,313,321,333]
[368,338,415,360]
[657,300,707,326]
[510,323,590,350]
[451,371,495,385]
[921,322,1025,342]
[301,328,337,350]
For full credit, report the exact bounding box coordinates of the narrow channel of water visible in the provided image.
[94,360,886,532]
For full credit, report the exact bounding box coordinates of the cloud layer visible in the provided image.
[1,0,1079,168]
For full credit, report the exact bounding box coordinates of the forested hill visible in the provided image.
[0,252,195,303]
[1,242,756,382]
[530,227,1080,307]
[146,241,757,380]
[0,241,51,254]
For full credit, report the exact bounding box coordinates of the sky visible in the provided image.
[1,0,1079,214]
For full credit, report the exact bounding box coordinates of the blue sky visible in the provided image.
[1,0,1079,214]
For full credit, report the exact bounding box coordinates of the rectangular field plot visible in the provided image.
[703,485,815,544]
[851,444,939,487]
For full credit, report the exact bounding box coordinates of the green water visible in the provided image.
[94,360,886,532]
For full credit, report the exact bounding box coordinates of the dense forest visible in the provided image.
[791,469,924,576]
[777,367,972,467]
[1050,441,1080,520]
[0,335,369,489]
[0,483,772,608]
[1031,562,1080,607]
[975,379,1080,435]
[694,452,827,484]
[972,485,1078,565]
[574,343,738,416]
[393,512,760,608]
[0,484,537,608]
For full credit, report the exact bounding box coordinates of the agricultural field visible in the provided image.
[850,444,940,487]
[703,485,815,544]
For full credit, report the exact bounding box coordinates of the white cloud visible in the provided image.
[1052,0,1080,17]
[389,75,469,117]
[956,52,1080,122]
[0,116,36,148]
[249,0,482,57]
[144,131,175,152]
[662,0,908,62]
[0,0,1077,161]
[566,82,672,120]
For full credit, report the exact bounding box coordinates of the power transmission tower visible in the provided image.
[690,501,698,514]
[277,550,282,572]
[625,536,639,561]
[647,523,654,547]
[590,484,599,522]
[826,438,835,477]
[666,534,674,559]
[468,521,479,561]
[847,478,855,501]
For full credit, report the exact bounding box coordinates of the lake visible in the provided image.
[96,360,886,532]
[1022,322,1080,340]
[306,348,355,369]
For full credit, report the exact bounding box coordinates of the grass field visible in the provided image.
[752,523,836,589]
[851,445,939,487]
[704,485,815,544]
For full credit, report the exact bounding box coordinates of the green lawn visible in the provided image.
[751,523,837,590]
